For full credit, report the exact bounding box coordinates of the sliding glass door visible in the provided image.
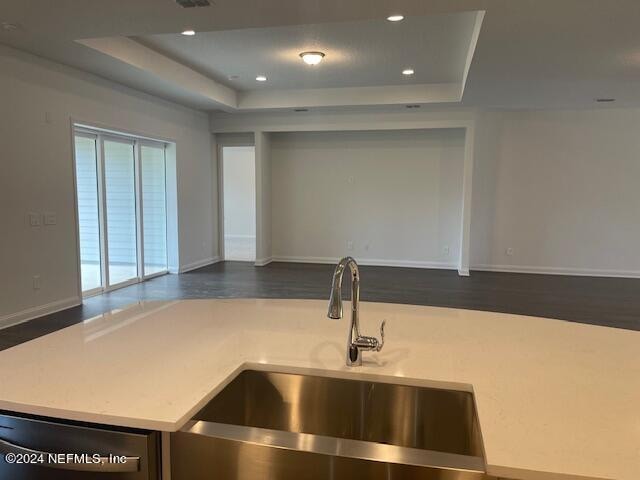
[74,134,103,294]
[104,138,138,287]
[141,144,168,276]
[74,129,168,295]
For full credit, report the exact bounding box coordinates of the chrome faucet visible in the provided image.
[328,257,385,366]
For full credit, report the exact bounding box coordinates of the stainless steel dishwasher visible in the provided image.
[0,411,159,479]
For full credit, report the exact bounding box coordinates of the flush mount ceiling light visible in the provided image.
[181,29,196,36]
[596,98,615,103]
[402,68,415,76]
[299,51,325,65]
[256,75,267,82]
[387,15,404,22]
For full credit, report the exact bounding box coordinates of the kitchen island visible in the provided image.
[0,299,637,480]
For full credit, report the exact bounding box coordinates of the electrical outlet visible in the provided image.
[443,245,450,256]
[347,240,354,250]
[33,275,41,290]
[28,212,41,227]
[506,247,514,256]
[364,243,370,252]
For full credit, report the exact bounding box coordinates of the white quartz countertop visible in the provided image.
[0,299,638,480]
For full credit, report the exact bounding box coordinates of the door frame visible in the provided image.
[216,137,256,262]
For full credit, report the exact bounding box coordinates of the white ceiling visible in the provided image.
[137,12,478,91]
[1,0,640,111]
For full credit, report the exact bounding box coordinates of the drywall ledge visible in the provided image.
[77,37,237,111]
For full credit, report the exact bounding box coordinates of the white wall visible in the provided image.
[0,45,216,325]
[222,146,256,261]
[270,130,465,267]
[472,108,640,277]
[214,106,640,278]
[222,147,256,237]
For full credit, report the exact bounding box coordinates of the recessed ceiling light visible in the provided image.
[402,68,415,76]
[181,29,196,36]
[387,15,404,22]
[595,98,615,103]
[299,51,325,65]
[256,75,267,82]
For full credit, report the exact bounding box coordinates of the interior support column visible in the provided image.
[254,131,272,266]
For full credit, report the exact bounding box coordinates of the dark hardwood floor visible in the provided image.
[1,261,638,351]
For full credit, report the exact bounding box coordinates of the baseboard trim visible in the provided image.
[271,256,457,270]
[254,257,273,267]
[179,256,221,273]
[0,296,82,330]
[471,263,640,279]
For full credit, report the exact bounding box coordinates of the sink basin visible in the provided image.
[171,370,494,480]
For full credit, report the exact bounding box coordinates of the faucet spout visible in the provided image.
[327,256,358,323]
[327,257,384,366]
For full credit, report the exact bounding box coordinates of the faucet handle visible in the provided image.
[376,320,386,352]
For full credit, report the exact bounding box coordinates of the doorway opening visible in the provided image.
[221,146,256,261]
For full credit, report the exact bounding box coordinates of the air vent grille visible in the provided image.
[175,0,210,7]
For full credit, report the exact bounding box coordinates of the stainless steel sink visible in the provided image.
[171,370,494,480]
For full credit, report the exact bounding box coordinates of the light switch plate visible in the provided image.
[28,212,41,227]
[44,212,57,225]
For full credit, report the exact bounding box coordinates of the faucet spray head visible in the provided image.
[328,287,343,319]
[328,259,348,319]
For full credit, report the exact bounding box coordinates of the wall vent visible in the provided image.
[175,0,211,7]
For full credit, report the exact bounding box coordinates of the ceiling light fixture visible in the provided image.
[299,51,325,65]
[181,29,196,36]
[595,98,615,103]
[402,68,415,76]
[387,15,404,22]
[406,104,421,109]
[256,75,267,82]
